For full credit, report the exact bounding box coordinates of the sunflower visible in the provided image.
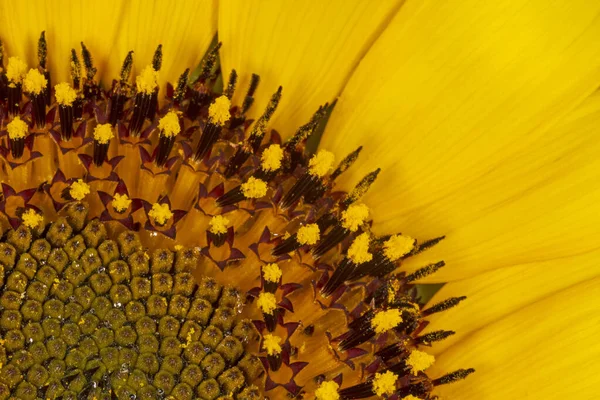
[0,0,598,399]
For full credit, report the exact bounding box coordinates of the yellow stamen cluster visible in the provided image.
[158,111,181,137]
[208,95,232,126]
[93,123,114,144]
[6,56,27,84]
[135,65,159,94]
[262,334,282,356]
[22,209,43,229]
[148,203,173,225]
[69,179,90,201]
[257,292,277,315]
[262,263,282,283]
[341,203,369,232]
[406,350,435,375]
[296,223,320,245]
[315,381,340,400]
[7,116,28,140]
[347,232,373,264]
[112,193,132,212]
[241,177,268,199]
[260,144,284,172]
[54,82,77,106]
[401,396,422,400]
[308,149,335,177]
[23,69,47,94]
[208,215,230,235]
[384,234,415,261]
[371,309,402,334]
[372,371,398,396]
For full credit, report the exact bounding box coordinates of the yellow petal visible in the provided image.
[112,0,217,89]
[430,277,600,399]
[319,0,600,281]
[0,0,125,83]
[218,0,404,138]
[423,247,600,355]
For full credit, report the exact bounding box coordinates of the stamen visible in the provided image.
[280,150,334,209]
[372,371,398,396]
[406,350,435,375]
[69,179,90,201]
[257,292,278,332]
[185,42,222,120]
[6,56,27,116]
[225,69,237,99]
[340,168,381,209]
[148,203,173,226]
[6,116,28,158]
[415,330,455,345]
[407,235,446,258]
[312,204,369,259]
[92,124,114,166]
[155,111,181,167]
[80,42,98,99]
[262,334,283,371]
[193,95,231,160]
[330,146,363,181]
[216,177,268,208]
[322,233,373,296]
[173,68,190,105]
[23,68,48,128]
[147,44,163,121]
[432,368,476,386]
[422,296,467,316]
[207,215,230,247]
[22,209,43,229]
[112,193,132,213]
[129,64,159,135]
[198,42,221,82]
[262,263,282,293]
[55,82,76,140]
[405,261,445,282]
[70,48,81,90]
[315,380,340,400]
[152,44,163,71]
[37,31,51,105]
[372,309,403,334]
[109,50,134,125]
[241,73,260,114]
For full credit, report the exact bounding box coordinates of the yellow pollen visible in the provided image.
[6,57,27,84]
[158,111,181,137]
[208,215,230,235]
[372,371,398,396]
[262,334,282,356]
[148,203,173,226]
[257,292,277,315]
[135,65,159,94]
[371,309,402,334]
[406,350,435,375]
[262,263,282,283]
[7,116,28,140]
[387,278,401,304]
[23,68,48,94]
[22,209,43,229]
[174,245,183,251]
[401,396,421,400]
[384,234,415,261]
[208,95,231,126]
[314,381,340,400]
[341,203,369,232]
[347,233,373,264]
[241,177,268,199]
[297,223,320,245]
[54,82,77,106]
[69,179,90,201]
[181,327,195,349]
[260,144,284,172]
[112,193,132,212]
[93,123,114,144]
[308,149,335,177]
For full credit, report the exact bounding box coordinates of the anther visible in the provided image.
[70,49,81,90]
[23,68,48,128]
[406,235,446,258]
[340,168,381,209]
[405,261,445,282]
[129,65,159,136]
[173,68,190,106]
[207,215,229,247]
[415,330,455,345]
[225,69,237,99]
[147,44,163,121]
[422,296,467,316]
[81,42,99,99]
[155,111,180,167]
[152,44,163,71]
[92,124,114,166]
[193,95,231,161]
[262,334,283,371]
[331,146,363,181]
[280,149,335,209]
[55,82,77,140]
[6,56,26,116]
[322,233,373,297]
[109,51,134,125]
[271,213,334,257]
[199,42,222,82]
[241,73,260,114]
[432,368,476,386]
[216,176,268,208]
[312,203,369,259]
[6,116,28,158]
[37,31,51,105]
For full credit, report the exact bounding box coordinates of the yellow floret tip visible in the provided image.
[22,209,43,229]
[371,309,402,334]
[112,193,132,213]
[6,57,27,84]
[208,95,231,126]
[401,396,421,400]
[372,371,397,396]
[315,380,339,400]
[158,111,181,137]
[308,149,335,177]
[54,82,77,106]
[7,116,28,140]
[241,177,268,199]
[384,234,415,261]
[297,224,320,246]
[93,123,114,144]
[347,233,373,264]
[341,203,369,232]
[406,350,435,375]
[262,263,282,283]
[257,292,277,315]
[149,203,173,226]
[135,65,158,94]
[260,144,284,172]
[23,69,48,95]
[208,215,230,235]
[262,334,282,356]
[70,179,90,201]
